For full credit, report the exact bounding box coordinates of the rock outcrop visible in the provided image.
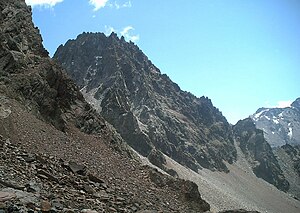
[233,118,289,192]
[53,32,237,173]
[280,144,300,177]
[273,144,300,199]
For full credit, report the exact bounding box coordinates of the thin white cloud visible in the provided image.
[104,25,116,36]
[274,100,292,108]
[121,26,134,36]
[25,0,63,7]
[120,26,139,42]
[122,1,132,8]
[89,0,109,11]
[26,0,131,10]
[109,1,132,9]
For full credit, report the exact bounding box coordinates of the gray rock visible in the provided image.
[81,209,98,213]
[1,188,38,205]
[25,181,40,193]
[51,199,64,210]
[68,161,86,175]
[0,191,16,202]
[83,183,95,194]
[37,169,59,183]
[88,173,104,184]
[0,179,25,190]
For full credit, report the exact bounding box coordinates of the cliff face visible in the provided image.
[54,32,237,173]
[0,0,104,133]
[233,118,289,192]
[0,1,211,212]
[273,144,300,199]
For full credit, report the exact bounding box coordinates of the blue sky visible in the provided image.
[26,0,300,124]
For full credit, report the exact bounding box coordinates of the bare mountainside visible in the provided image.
[54,32,237,175]
[0,0,212,212]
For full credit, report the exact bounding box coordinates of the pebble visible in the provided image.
[41,200,51,212]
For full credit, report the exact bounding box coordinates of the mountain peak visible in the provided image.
[251,97,300,147]
[54,31,237,173]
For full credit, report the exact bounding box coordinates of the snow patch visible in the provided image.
[273,119,279,124]
[253,109,269,120]
[288,127,293,139]
[95,56,102,66]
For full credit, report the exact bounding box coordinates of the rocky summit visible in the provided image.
[54,32,237,174]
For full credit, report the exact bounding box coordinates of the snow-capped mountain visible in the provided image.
[251,98,300,147]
